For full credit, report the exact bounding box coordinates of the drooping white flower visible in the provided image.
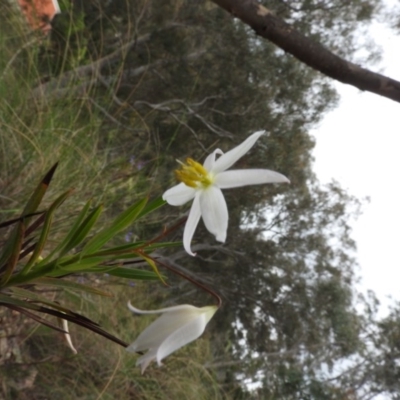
[126,302,218,374]
[162,130,289,255]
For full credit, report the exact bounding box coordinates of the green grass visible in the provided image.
[0,9,227,400]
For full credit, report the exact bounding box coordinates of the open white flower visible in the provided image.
[126,302,217,374]
[162,130,289,255]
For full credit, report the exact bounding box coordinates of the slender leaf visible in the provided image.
[0,164,58,284]
[0,293,92,321]
[51,257,105,274]
[33,277,113,297]
[21,190,73,274]
[7,287,76,312]
[136,196,166,220]
[25,213,46,237]
[58,204,103,256]
[3,303,67,333]
[81,198,148,255]
[94,266,161,280]
[89,242,146,257]
[140,241,182,252]
[44,200,93,260]
[0,293,42,311]
[0,221,25,286]
[0,211,44,229]
[89,241,180,258]
[21,162,58,225]
[4,262,56,287]
[0,297,128,347]
[139,253,166,284]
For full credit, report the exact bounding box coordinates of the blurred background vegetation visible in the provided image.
[1,0,400,399]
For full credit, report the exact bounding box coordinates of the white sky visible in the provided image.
[312,22,400,316]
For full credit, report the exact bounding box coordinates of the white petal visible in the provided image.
[212,130,265,173]
[128,302,198,315]
[136,350,157,374]
[126,309,199,353]
[183,193,202,256]
[215,169,290,189]
[127,305,217,373]
[203,148,223,171]
[156,314,208,364]
[162,183,196,206]
[199,187,228,243]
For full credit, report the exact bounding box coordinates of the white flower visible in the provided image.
[162,130,289,255]
[126,302,218,374]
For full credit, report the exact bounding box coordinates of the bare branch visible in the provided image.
[211,0,400,104]
[133,97,234,139]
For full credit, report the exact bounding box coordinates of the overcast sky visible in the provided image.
[311,20,400,316]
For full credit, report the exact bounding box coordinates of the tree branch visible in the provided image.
[211,0,400,104]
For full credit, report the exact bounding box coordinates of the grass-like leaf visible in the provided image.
[21,162,58,225]
[138,252,166,284]
[0,164,58,285]
[0,211,44,229]
[0,220,25,286]
[32,277,113,297]
[4,303,68,334]
[21,189,73,275]
[0,294,128,347]
[44,200,93,260]
[92,266,161,280]
[81,198,147,256]
[136,196,166,220]
[58,204,103,257]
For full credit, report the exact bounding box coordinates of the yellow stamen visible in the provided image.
[186,158,208,176]
[175,158,213,188]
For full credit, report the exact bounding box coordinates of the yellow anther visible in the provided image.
[186,158,208,177]
[175,170,198,188]
[175,158,213,188]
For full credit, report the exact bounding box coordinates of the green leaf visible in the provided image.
[59,204,104,256]
[3,303,68,333]
[45,200,93,260]
[88,242,146,257]
[52,256,105,274]
[0,293,41,311]
[0,221,25,286]
[136,196,166,220]
[22,162,58,225]
[139,253,166,284]
[93,266,161,280]
[81,198,148,255]
[32,277,113,297]
[0,291,80,315]
[90,241,181,260]
[141,241,182,252]
[8,286,57,301]
[0,164,58,286]
[0,211,44,229]
[21,190,73,275]
[0,294,128,347]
